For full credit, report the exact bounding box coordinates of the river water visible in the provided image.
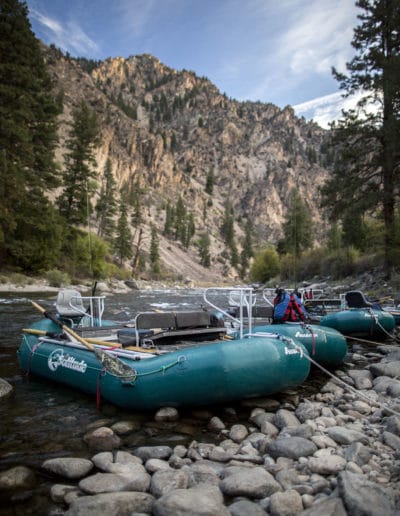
[0,287,326,514]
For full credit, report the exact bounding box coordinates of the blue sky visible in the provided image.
[25,0,359,128]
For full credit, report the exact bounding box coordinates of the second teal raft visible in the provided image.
[319,308,395,337]
[245,323,347,367]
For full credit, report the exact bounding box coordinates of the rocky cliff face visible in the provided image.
[43,46,331,282]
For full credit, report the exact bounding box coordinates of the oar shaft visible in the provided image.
[23,327,159,354]
[31,301,95,350]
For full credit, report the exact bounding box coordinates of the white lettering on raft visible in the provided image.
[295,331,319,339]
[284,347,299,355]
[48,349,87,374]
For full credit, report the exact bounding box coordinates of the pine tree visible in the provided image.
[278,188,314,256]
[197,233,211,267]
[96,158,117,239]
[131,179,144,228]
[114,204,132,265]
[205,167,214,195]
[342,208,367,251]
[183,212,196,248]
[0,0,62,269]
[174,196,187,243]
[164,202,174,237]
[240,219,254,277]
[150,225,160,273]
[221,202,238,267]
[58,100,99,225]
[326,222,343,251]
[323,0,400,275]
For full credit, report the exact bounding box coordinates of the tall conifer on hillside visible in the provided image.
[0,0,62,270]
[114,203,132,265]
[278,188,314,256]
[322,0,400,275]
[58,100,99,225]
[96,158,117,239]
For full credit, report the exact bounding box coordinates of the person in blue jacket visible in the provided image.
[273,288,308,323]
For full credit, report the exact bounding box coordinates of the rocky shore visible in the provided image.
[1,335,400,515]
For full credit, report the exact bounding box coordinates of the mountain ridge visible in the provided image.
[43,45,332,282]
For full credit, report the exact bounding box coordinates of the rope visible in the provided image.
[343,334,396,347]
[286,337,400,418]
[376,317,400,342]
[96,367,106,410]
[24,335,41,378]
[135,356,186,378]
[301,322,316,356]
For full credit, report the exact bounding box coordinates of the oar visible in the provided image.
[30,301,138,378]
[22,327,159,354]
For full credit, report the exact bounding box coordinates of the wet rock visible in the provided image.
[310,435,337,449]
[207,445,233,463]
[150,468,191,497]
[269,489,303,515]
[370,361,400,378]
[280,423,314,439]
[173,444,187,457]
[251,411,275,427]
[229,423,248,442]
[0,378,13,399]
[228,499,266,515]
[50,484,80,504]
[152,484,229,516]
[83,426,121,451]
[344,442,372,466]
[110,420,140,434]
[259,420,279,437]
[42,458,93,480]
[347,369,373,390]
[384,415,400,436]
[185,463,220,487]
[295,401,322,422]
[301,496,347,516]
[327,426,368,445]
[133,445,172,461]
[154,407,179,422]
[207,416,225,431]
[0,465,36,491]
[275,468,300,490]
[145,458,172,473]
[79,465,150,494]
[267,437,317,460]
[220,465,281,498]
[91,450,143,471]
[274,409,301,429]
[320,381,344,397]
[382,431,400,450]
[337,471,395,516]
[308,455,346,475]
[65,492,154,516]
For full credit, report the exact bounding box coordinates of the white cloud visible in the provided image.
[293,90,379,128]
[30,7,100,57]
[282,0,357,76]
[242,0,358,105]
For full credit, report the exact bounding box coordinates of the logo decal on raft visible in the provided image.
[284,347,299,355]
[294,331,319,339]
[48,349,87,373]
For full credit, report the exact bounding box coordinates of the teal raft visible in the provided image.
[18,318,311,410]
[244,323,347,367]
[319,308,395,338]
